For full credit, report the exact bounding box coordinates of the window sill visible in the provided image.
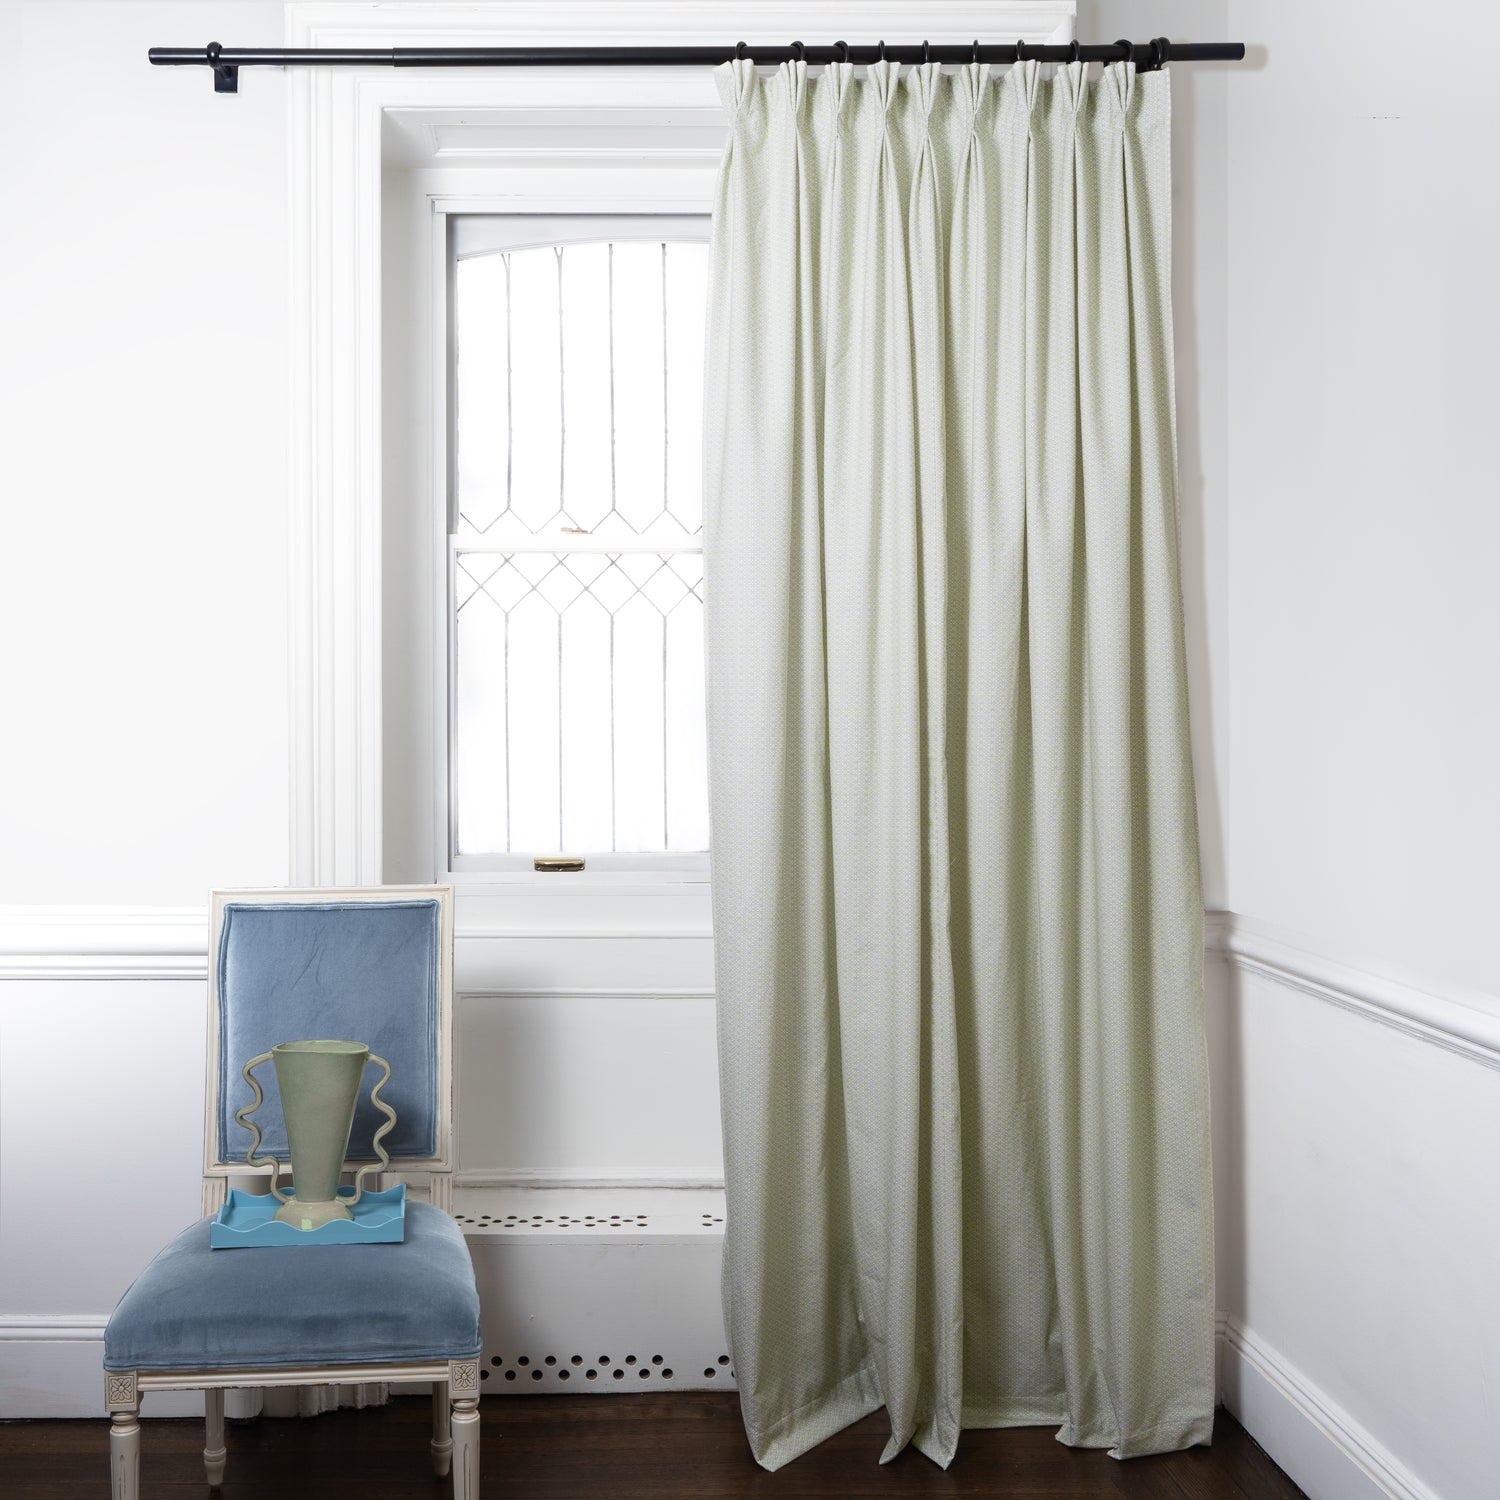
[447,869,709,890]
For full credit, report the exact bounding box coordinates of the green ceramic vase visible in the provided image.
[235,1040,397,1231]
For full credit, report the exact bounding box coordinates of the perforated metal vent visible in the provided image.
[460,1185,732,1393]
[480,1350,732,1388]
[454,1210,650,1230]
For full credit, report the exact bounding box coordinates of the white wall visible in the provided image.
[1215,4,1500,1498]
[0,1,292,905]
[0,0,293,1417]
[1225,0,1500,997]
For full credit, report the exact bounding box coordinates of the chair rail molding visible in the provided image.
[0,908,207,981]
[3,902,1495,1078]
[283,0,1075,886]
[0,1314,111,1342]
[1205,911,1500,1073]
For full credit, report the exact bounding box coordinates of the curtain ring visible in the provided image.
[876,38,886,62]
[1015,39,1026,64]
[734,40,749,61]
[921,39,931,64]
[1070,39,1082,65]
[789,39,805,63]
[834,39,849,64]
[1115,38,1134,67]
[971,39,981,64]
[1154,36,1172,70]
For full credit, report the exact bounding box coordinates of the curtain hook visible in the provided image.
[789,39,805,63]
[834,39,850,65]
[1115,38,1134,67]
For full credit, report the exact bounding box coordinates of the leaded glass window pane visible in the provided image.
[451,230,709,857]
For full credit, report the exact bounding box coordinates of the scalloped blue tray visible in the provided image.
[210,1183,406,1249]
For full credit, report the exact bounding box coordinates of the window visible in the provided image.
[448,216,711,872]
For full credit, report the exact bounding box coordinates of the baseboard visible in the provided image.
[1218,1317,1440,1500]
[0,1332,200,1419]
[0,1307,1449,1500]
[8,1302,1439,1497]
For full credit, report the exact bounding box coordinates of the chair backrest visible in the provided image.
[204,887,454,1201]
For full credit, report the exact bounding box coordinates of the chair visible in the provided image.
[103,887,480,1499]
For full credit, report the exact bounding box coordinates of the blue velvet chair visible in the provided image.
[103,887,480,1499]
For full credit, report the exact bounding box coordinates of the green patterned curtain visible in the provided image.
[704,57,1214,1471]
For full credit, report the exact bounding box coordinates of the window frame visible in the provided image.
[289,3,1073,892]
[442,212,714,882]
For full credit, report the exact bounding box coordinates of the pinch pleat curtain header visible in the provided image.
[713,55,1168,261]
[705,57,1212,1473]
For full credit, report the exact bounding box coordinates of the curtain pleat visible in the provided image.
[705,58,1214,1472]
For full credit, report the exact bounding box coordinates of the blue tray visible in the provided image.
[211,1183,406,1249]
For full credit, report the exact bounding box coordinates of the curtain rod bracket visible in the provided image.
[206,41,238,93]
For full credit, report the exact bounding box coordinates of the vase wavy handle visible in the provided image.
[347,1052,397,1208]
[235,1051,290,1204]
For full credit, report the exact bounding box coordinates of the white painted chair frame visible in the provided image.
[104,886,479,1499]
[106,1360,480,1499]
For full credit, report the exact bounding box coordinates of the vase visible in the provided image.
[235,1040,397,1231]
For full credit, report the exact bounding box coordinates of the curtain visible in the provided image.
[704,58,1214,1472]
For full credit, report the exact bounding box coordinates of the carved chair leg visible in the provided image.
[106,1371,141,1500]
[431,1379,453,1477]
[451,1394,479,1500]
[449,1359,480,1500]
[204,1386,227,1487]
[109,1406,141,1500]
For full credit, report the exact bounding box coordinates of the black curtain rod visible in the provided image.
[149,39,1246,94]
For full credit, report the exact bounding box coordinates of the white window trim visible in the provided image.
[435,213,716,893]
[285,1,1077,897]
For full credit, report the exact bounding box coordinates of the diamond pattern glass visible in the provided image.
[452,233,709,856]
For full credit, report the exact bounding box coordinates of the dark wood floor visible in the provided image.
[1,1394,1304,1498]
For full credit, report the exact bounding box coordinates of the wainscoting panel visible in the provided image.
[1208,915,1500,1500]
[6,897,1497,1493]
[454,991,722,1186]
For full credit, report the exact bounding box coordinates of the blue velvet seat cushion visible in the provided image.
[104,1202,479,1371]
